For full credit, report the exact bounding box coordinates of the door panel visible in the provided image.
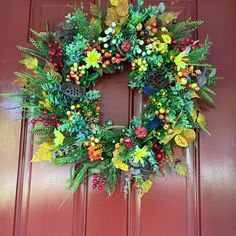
[198,0,236,235]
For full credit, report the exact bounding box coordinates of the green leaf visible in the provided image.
[175,162,188,176]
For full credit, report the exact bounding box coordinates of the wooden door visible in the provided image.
[1,0,236,236]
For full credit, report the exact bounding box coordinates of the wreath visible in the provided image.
[1,0,219,196]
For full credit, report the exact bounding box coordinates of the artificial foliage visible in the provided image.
[1,0,219,196]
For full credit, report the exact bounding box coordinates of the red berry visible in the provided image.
[98,185,103,190]
[56,122,61,127]
[48,44,53,48]
[172,40,177,45]
[180,41,185,46]
[54,68,59,72]
[42,110,48,115]
[160,149,164,153]
[44,122,49,126]
[92,184,97,189]
[31,119,37,124]
[58,52,63,57]
[176,47,180,51]
[185,37,190,43]
[198,43,203,48]
[51,115,57,120]
[58,45,62,50]
[190,39,195,44]
[153,144,159,149]
[157,154,162,159]
[38,117,43,122]
[54,41,59,45]
[93,173,98,178]
[180,47,186,52]
[59,62,64,68]
[101,179,106,185]
[92,179,98,184]
[52,122,57,127]
[158,163,163,167]
[191,45,196,50]
[49,58,53,62]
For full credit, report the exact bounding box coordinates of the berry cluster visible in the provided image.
[48,41,64,72]
[31,110,61,127]
[136,21,158,39]
[92,173,106,190]
[153,144,170,168]
[172,37,203,51]
[66,63,86,85]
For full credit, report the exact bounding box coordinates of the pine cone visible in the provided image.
[147,69,169,90]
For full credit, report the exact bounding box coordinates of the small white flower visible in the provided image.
[147,50,152,55]
[137,49,142,54]
[104,43,109,48]
[142,52,146,56]
[111,22,117,27]
[139,40,144,46]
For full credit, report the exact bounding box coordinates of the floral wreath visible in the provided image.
[1,0,218,196]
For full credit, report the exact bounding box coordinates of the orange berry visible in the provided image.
[115,58,121,64]
[116,53,121,58]
[105,60,110,65]
[151,28,158,34]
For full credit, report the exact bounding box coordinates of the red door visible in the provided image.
[1,0,236,236]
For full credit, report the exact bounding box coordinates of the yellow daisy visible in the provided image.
[152,40,167,52]
[84,49,101,69]
[133,146,150,165]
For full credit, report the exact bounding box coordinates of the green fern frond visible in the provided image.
[198,86,216,105]
[189,36,212,62]
[173,19,203,34]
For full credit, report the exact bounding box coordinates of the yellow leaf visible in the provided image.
[160,12,180,25]
[181,129,196,143]
[174,134,188,147]
[44,61,62,81]
[110,0,120,6]
[141,180,153,196]
[190,91,200,98]
[161,128,183,144]
[54,130,65,146]
[22,58,38,69]
[105,7,119,26]
[197,113,206,128]
[11,78,27,87]
[116,0,129,17]
[31,142,54,162]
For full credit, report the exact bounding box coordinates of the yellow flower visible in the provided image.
[84,49,101,69]
[133,146,150,165]
[161,34,172,44]
[152,40,167,52]
[174,51,188,71]
[113,158,129,171]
